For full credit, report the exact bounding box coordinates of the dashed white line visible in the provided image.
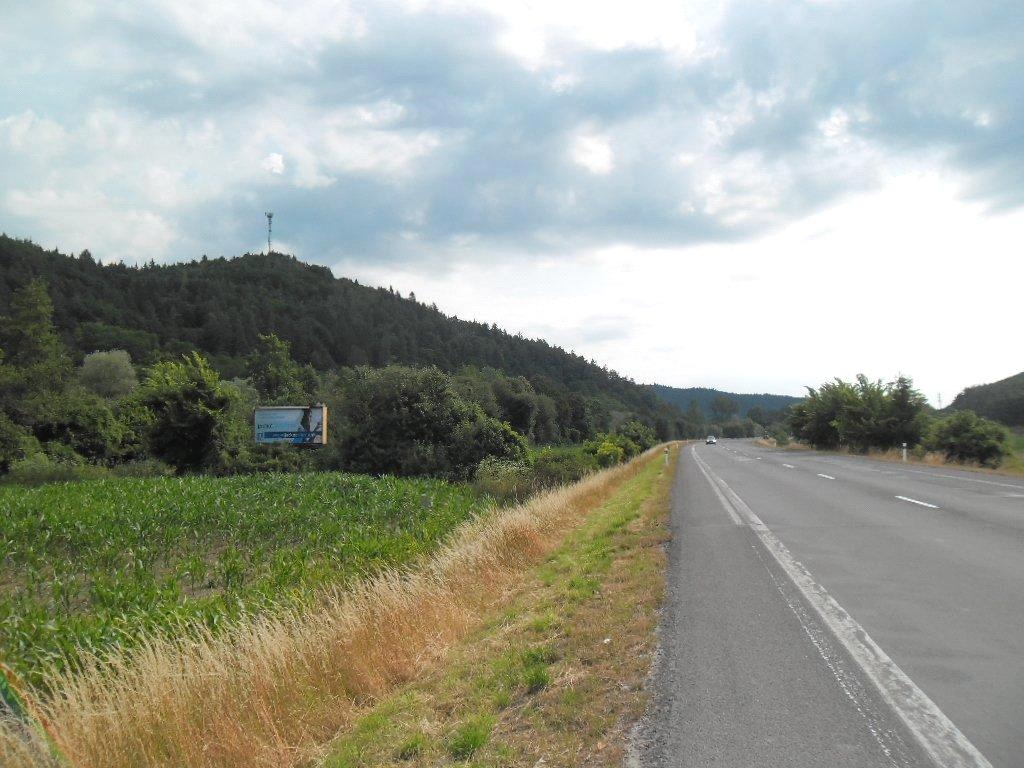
[783,463,795,469]
[895,495,939,509]
[691,453,993,768]
[817,473,836,480]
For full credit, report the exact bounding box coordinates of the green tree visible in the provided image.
[79,350,138,399]
[886,375,929,448]
[136,353,233,473]
[34,387,127,463]
[792,375,928,451]
[616,420,657,452]
[790,379,858,449]
[0,410,27,471]
[0,279,72,426]
[746,406,766,426]
[924,410,1008,467]
[338,366,526,480]
[246,333,311,404]
[710,395,739,423]
[685,399,705,438]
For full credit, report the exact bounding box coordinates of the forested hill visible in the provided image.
[0,234,679,430]
[948,371,1024,427]
[649,384,803,420]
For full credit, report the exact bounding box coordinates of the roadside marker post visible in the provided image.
[902,442,908,462]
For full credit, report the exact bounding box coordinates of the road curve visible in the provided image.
[634,440,1023,768]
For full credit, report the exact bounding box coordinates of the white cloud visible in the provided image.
[571,132,614,175]
[262,152,285,174]
[5,188,176,262]
[1,0,1021,397]
[0,110,68,157]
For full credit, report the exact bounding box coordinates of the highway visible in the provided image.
[634,440,1024,768]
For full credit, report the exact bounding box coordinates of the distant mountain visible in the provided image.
[947,371,1024,427]
[0,234,683,435]
[648,384,803,421]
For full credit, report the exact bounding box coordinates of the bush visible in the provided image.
[924,410,1009,467]
[79,350,137,399]
[473,456,534,503]
[770,424,790,446]
[616,420,656,452]
[339,366,528,481]
[3,452,111,486]
[135,352,233,474]
[0,411,27,471]
[791,375,928,451]
[596,440,625,467]
[531,446,598,488]
[33,387,127,463]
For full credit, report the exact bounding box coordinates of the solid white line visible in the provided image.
[694,459,993,768]
[783,463,795,469]
[895,495,939,509]
[690,446,742,525]
[817,473,836,480]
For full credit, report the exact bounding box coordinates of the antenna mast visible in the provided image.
[265,211,274,254]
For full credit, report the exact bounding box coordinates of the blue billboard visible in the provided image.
[254,405,327,445]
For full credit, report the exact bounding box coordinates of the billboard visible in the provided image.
[254,405,328,445]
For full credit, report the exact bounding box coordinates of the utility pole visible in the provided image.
[265,211,274,254]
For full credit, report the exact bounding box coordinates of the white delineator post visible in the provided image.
[902,442,908,462]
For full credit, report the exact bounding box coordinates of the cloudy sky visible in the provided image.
[1,1,1021,401]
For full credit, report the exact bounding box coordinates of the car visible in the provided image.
[706,435,717,445]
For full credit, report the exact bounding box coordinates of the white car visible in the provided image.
[706,435,717,445]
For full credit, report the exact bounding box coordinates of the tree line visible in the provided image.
[789,374,1010,467]
[0,279,658,485]
[0,235,684,441]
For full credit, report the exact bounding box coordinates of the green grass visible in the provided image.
[0,472,488,686]
[447,714,495,760]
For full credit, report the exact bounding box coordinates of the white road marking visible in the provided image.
[895,495,939,509]
[691,446,742,525]
[756,457,762,460]
[691,455,993,768]
[783,463,795,469]
[817,473,836,480]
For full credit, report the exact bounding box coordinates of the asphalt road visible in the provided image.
[634,440,1024,768]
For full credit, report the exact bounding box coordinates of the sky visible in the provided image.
[1,0,1021,402]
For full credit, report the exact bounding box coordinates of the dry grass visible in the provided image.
[1,450,661,768]
[322,443,675,767]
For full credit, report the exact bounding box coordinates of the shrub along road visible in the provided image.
[635,439,1024,768]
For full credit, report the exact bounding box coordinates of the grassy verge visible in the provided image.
[323,445,676,767]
